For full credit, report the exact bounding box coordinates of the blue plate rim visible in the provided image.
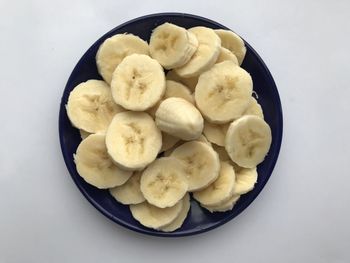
[59,12,283,237]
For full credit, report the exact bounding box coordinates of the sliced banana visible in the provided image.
[111,54,166,111]
[193,162,235,206]
[203,121,230,146]
[171,141,220,191]
[140,157,188,208]
[160,193,190,232]
[150,23,198,69]
[215,29,246,65]
[130,200,183,230]
[109,171,145,205]
[96,34,149,84]
[166,70,198,92]
[155,97,203,140]
[243,97,264,119]
[66,80,124,133]
[74,134,132,189]
[175,27,221,78]
[225,115,272,168]
[195,61,252,123]
[105,112,162,171]
[212,144,230,161]
[201,194,240,213]
[79,130,91,140]
[163,140,184,157]
[231,161,244,173]
[197,134,211,146]
[160,132,180,153]
[216,47,238,65]
[233,167,258,195]
[148,80,194,118]
[164,80,194,104]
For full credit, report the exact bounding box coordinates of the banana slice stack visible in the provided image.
[65,22,273,232]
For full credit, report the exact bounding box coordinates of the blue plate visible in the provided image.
[59,13,283,237]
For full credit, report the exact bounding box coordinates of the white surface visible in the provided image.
[1,0,349,262]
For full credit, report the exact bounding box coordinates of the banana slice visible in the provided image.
[140,157,188,208]
[166,70,198,92]
[231,161,244,173]
[233,167,258,195]
[216,47,238,65]
[212,144,230,161]
[170,141,220,191]
[175,27,221,78]
[111,54,166,111]
[203,121,230,146]
[149,23,198,69]
[74,134,132,189]
[201,194,240,213]
[163,140,185,157]
[243,97,264,119]
[105,112,162,171]
[96,34,149,84]
[155,97,203,141]
[193,162,235,206]
[79,130,91,140]
[197,134,211,146]
[215,29,246,65]
[148,80,194,118]
[225,115,272,168]
[66,80,124,133]
[160,193,190,232]
[130,200,183,230]
[160,132,180,153]
[195,61,252,123]
[164,80,194,104]
[109,171,145,205]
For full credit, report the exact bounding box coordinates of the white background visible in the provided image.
[1,0,349,262]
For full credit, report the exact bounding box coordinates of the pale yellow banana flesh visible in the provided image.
[150,23,198,69]
[160,193,190,232]
[166,70,198,92]
[171,141,220,191]
[212,144,231,161]
[74,134,132,189]
[243,97,264,119]
[109,171,145,205]
[130,200,183,230]
[96,34,149,84]
[225,115,272,168]
[105,112,162,171]
[163,140,185,157]
[164,80,194,104]
[203,121,230,146]
[140,157,188,208]
[155,97,203,141]
[175,27,221,78]
[160,132,180,153]
[233,167,258,195]
[201,194,240,213]
[216,47,239,65]
[195,61,253,124]
[147,80,194,118]
[215,29,246,65]
[197,134,211,146]
[111,54,166,111]
[66,80,124,133]
[193,162,236,206]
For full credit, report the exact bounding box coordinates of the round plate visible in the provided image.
[59,13,283,237]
